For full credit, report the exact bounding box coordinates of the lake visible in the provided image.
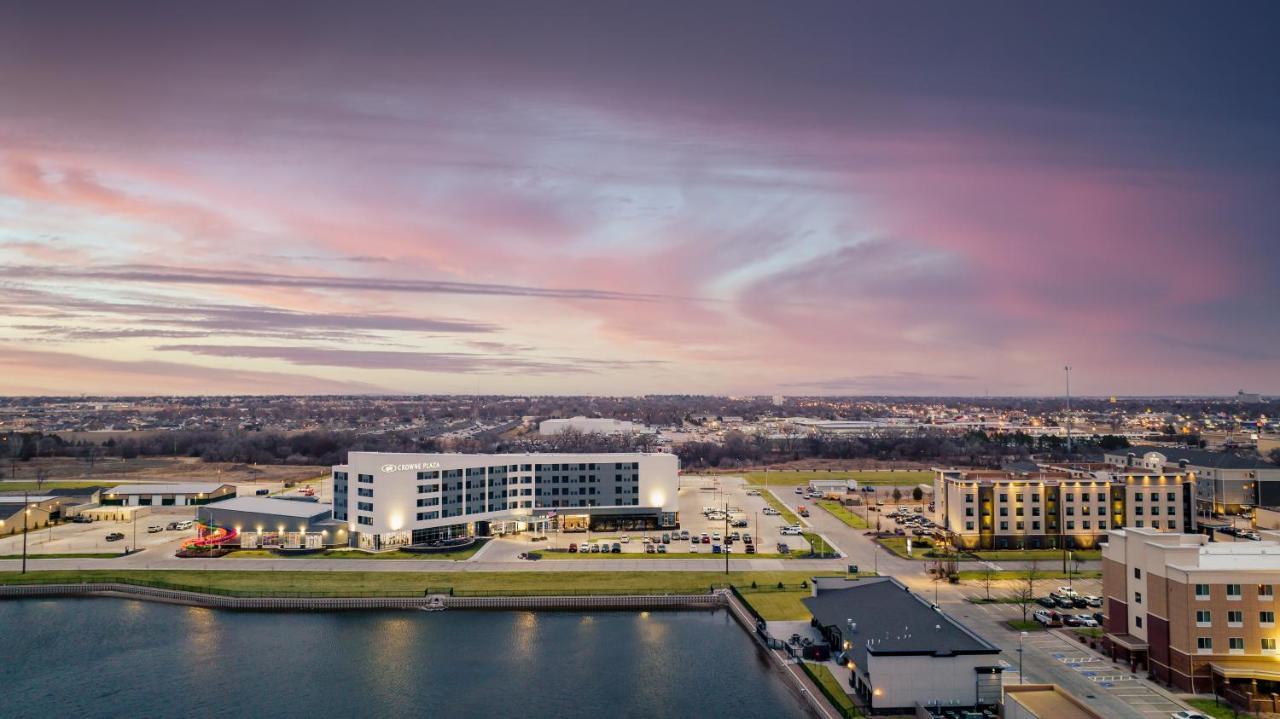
[1,598,812,718]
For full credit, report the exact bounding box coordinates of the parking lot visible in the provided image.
[0,508,198,556]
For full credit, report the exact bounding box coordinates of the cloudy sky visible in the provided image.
[1,1,1277,396]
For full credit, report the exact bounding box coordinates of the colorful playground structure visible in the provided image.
[179,522,239,551]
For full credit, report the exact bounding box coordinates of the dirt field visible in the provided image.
[0,456,328,485]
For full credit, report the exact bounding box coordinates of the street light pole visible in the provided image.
[1018,631,1027,683]
[21,488,28,574]
[724,500,729,575]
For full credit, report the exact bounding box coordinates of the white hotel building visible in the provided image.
[331,452,680,550]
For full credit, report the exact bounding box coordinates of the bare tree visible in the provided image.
[1015,560,1041,624]
[982,563,996,601]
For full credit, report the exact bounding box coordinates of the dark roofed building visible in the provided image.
[1104,446,1280,512]
[803,577,1002,713]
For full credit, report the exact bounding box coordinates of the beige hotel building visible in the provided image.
[1104,527,1280,710]
[934,464,1195,550]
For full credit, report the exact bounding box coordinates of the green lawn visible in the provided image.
[737,590,813,620]
[1007,620,1043,632]
[969,548,1101,562]
[876,536,938,559]
[0,481,116,492]
[744,470,931,487]
[0,569,839,597]
[1187,699,1240,719]
[0,552,123,560]
[761,491,802,525]
[224,545,484,561]
[816,500,868,529]
[541,551,792,560]
[956,569,1102,581]
[801,662,860,718]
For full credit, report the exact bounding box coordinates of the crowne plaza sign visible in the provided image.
[379,462,443,473]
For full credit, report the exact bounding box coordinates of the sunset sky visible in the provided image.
[2,1,1278,396]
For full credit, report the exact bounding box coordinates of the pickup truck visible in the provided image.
[780,525,804,536]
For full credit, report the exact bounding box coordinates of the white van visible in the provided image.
[780,525,804,536]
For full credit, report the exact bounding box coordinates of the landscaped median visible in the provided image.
[0,553,125,560]
[0,569,843,598]
[876,536,1101,563]
[740,469,932,487]
[538,551,795,560]
[815,500,868,529]
[761,490,802,525]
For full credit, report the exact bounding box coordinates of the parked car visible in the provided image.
[590,544,602,553]
[1033,610,1061,627]
[701,534,711,544]
[105,532,125,542]
[255,488,270,495]
[611,543,621,553]
[657,544,667,554]
[176,520,194,530]
[1170,712,1212,719]
[568,543,578,553]
[712,544,722,554]
[743,533,753,544]
[762,507,780,516]
[777,543,790,554]
[680,530,690,540]
[780,526,803,536]
[146,525,164,533]
[620,536,630,544]
[1057,586,1079,597]
[1036,597,1057,608]
[1074,615,1099,627]
[745,544,756,554]
[731,518,748,527]
[689,543,699,552]
[661,533,670,543]
[794,488,804,494]
[72,515,94,523]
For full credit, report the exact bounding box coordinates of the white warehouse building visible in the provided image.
[331,452,680,550]
[538,416,647,435]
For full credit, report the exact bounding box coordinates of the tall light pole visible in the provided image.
[1064,365,1073,455]
[1018,631,1027,683]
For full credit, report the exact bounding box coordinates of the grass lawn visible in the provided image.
[1187,699,1239,719]
[1007,620,1043,632]
[969,548,1102,562]
[737,590,813,620]
[761,491,801,525]
[0,569,842,597]
[0,480,118,492]
[0,552,123,560]
[876,536,941,559]
[744,470,931,487]
[224,545,485,561]
[816,500,868,529]
[801,662,860,718]
[957,569,1102,581]
[541,551,791,560]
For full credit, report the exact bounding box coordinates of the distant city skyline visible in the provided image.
[2,2,1278,396]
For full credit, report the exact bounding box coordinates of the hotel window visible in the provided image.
[1228,610,1243,626]
[1134,567,1142,579]
[1031,521,1040,530]
[1136,520,1144,528]
[999,493,1007,502]
[1134,591,1142,605]
[1099,520,1107,529]
[965,494,974,503]
[1167,492,1176,501]
[1000,521,1008,530]
[357,488,373,498]
[965,521,974,531]
[1135,616,1143,628]
[1065,492,1074,501]
[357,502,373,512]
[1031,507,1040,516]
[1260,585,1275,600]
[1017,521,1025,530]
[1032,494,1040,503]
[1167,520,1177,529]
[1135,506,1144,516]
[358,474,373,484]
[1097,492,1106,501]
[357,516,372,526]
[1196,584,1210,599]
[1167,506,1176,515]
[1228,584,1243,600]
[1016,507,1024,516]
[1000,507,1008,517]
[1066,521,1075,530]
[1083,521,1091,530]
[1260,611,1275,625]
[1264,638,1278,654]
[1197,637,1213,653]
[1196,610,1211,626]
[966,508,974,517]
[1229,637,1245,654]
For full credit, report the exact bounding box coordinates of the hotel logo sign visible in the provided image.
[379,461,443,473]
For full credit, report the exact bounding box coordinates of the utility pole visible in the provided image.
[724,500,729,575]
[21,487,28,574]
[1064,365,1073,455]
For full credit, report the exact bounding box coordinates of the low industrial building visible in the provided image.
[803,577,1003,714]
[198,496,344,549]
[101,483,236,507]
[538,416,647,435]
[934,464,1196,550]
[332,452,680,550]
[0,486,109,520]
[0,503,52,535]
[1104,526,1280,708]
[809,478,858,495]
[1104,446,1280,514]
